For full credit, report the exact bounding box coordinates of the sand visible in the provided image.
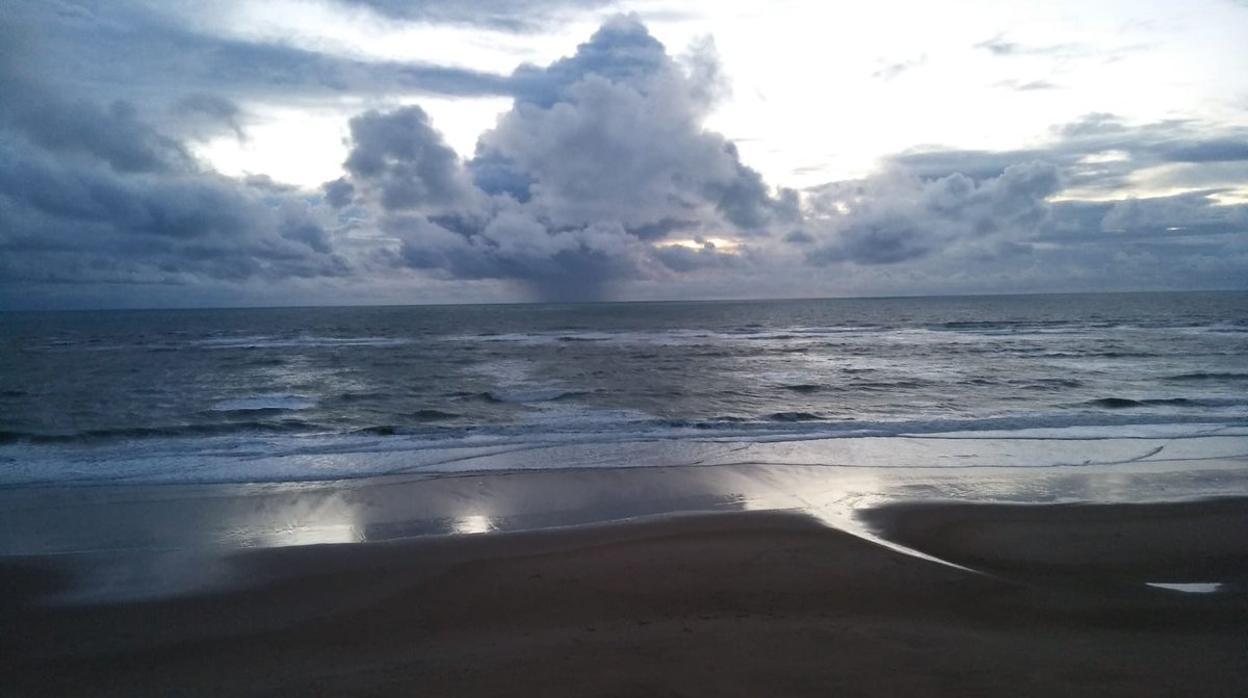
[2,497,1247,697]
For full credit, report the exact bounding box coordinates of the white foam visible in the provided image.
[1146,582,1222,593]
[471,359,584,404]
[442,327,885,348]
[4,425,1247,489]
[193,336,408,349]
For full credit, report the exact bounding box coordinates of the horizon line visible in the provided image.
[2,287,1245,314]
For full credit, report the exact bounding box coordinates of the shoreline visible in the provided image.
[3,453,1248,601]
[4,499,1248,696]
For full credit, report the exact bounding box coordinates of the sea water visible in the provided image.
[2,291,1246,487]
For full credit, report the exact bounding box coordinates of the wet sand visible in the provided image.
[3,499,1247,697]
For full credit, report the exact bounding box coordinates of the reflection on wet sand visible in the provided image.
[1,433,1246,602]
[451,514,495,535]
[2,427,1248,601]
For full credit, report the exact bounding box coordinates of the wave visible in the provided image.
[412,409,461,421]
[352,425,400,436]
[4,414,1244,488]
[246,357,287,367]
[192,335,409,349]
[210,394,316,412]
[1014,378,1083,390]
[335,391,394,402]
[1164,372,1248,382]
[1080,397,1247,410]
[851,380,925,390]
[475,389,591,404]
[349,422,467,436]
[1038,351,1164,359]
[779,383,824,394]
[768,411,824,422]
[0,419,322,445]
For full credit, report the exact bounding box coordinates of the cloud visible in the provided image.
[343,107,478,211]
[994,79,1059,91]
[0,89,193,175]
[0,150,349,286]
[891,114,1248,197]
[784,131,1247,295]
[873,56,926,81]
[172,94,245,141]
[1071,190,1248,237]
[332,16,790,299]
[802,162,1061,266]
[0,78,349,289]
[974,34,1086,58]
[1,1,517,114]
[2,7,1246,308]
[1155,138,1248,163]
[335,0,616,32]
[973,33,1145,68]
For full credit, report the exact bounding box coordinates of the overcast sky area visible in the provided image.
[1,0,1247,309]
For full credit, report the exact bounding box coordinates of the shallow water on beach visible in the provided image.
[4,449,1248,602]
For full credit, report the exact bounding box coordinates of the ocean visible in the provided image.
[2,291,1247,488]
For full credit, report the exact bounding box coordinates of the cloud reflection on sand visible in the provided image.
[3,433,1248,602]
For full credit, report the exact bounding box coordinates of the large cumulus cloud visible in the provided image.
[332,17,795,299]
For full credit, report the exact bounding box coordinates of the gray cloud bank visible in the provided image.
[1,3,1246,308]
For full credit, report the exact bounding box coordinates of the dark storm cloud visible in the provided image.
[382,212,653,301]
[0,148,349,286]
[0,75,349,289]
[0,85,193,175]
[334,17,789,299]
[344,107,477,211]
[653,240,750,273]
[322,178,357,208]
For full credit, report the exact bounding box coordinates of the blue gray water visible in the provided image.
[2,292,1246,486]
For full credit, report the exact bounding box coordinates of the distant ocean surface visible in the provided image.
[2,292,1246,487]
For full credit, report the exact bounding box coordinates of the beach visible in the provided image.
[2,469,1247,697]
[3,296,1247,694]
[4,0,1248,690]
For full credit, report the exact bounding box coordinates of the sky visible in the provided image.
[1,0,1246,309]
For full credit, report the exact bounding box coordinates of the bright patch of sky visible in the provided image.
[176,0,1248,195]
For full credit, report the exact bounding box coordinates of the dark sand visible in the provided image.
[2,501,1247,697]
